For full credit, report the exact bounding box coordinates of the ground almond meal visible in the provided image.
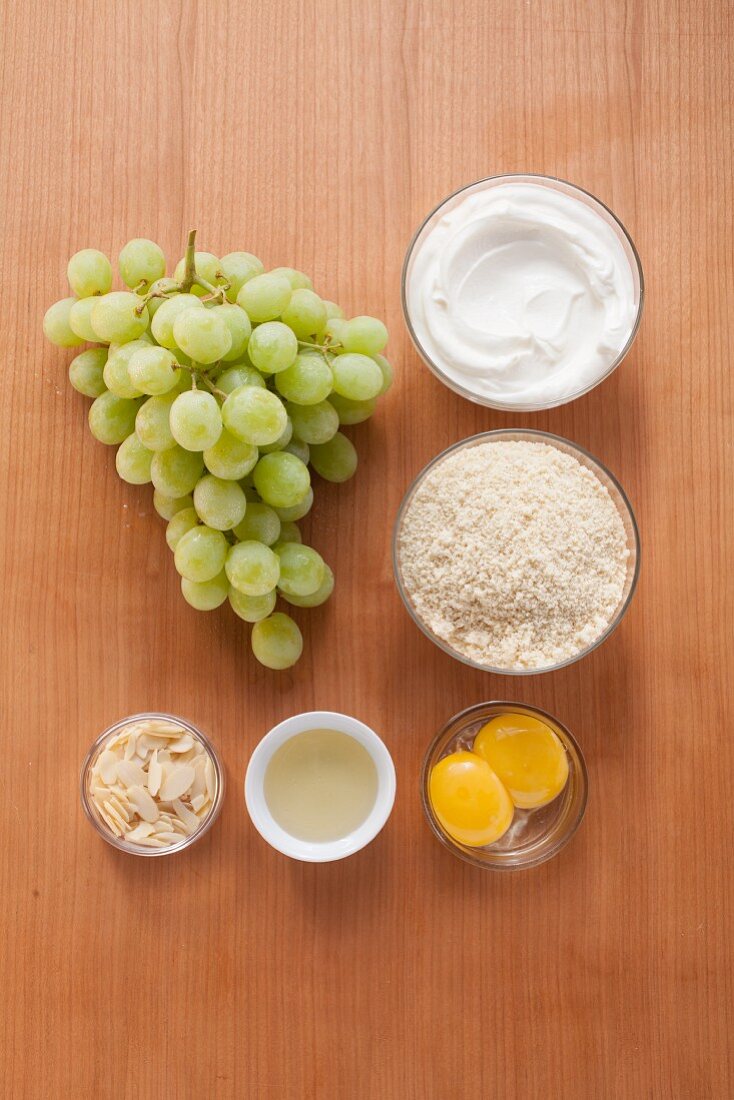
[398,440,631,669]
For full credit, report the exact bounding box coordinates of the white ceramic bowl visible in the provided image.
[244,711,396,862]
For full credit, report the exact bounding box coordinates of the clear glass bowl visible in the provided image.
[80,712,225,857]
[402,173,644,412]
[393,428,640,675]
[421,701,588,870]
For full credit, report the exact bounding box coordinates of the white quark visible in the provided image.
[406,181,639,406]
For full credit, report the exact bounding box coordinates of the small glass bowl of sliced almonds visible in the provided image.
[80,713,225,856]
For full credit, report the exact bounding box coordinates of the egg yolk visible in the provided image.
[473,714,569,809]
[429,751,514,847]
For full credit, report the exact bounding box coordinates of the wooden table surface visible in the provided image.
[2,1,732,1096]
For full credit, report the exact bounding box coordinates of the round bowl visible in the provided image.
[422,701,588,870]
[245,711,396,862]
[402,173,644,412]
[80,712,225,857]
[393,428,640,675]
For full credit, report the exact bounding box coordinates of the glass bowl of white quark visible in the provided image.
[402,174,644,412]
[393,429,640,675]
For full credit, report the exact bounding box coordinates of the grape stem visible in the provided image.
[180,229,198,292]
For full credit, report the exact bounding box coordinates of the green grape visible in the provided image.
[135,393,178,452]
[228,586,277,623]
[217,365,265,394]
[237,273,292,322]
[233,502,281,546]
[373,353,393,394]
[69,297,100,342]
[146,277,180,317]
[174,525,228,583]
[103,339,149,398]
[253,452,310,509]
[310,432,358,483]
[67,249,113,297]
[219,252,264,302]
[281,564,334,608]
[181,571,229,611]
[173,251,222,296]
[222,386,287,446]
[331,352,382,401]
[128,346,181,395]
[283,437,310,465]
[115,433,153,485]
[151,293,204,349]
[193,474,247,530]
[165,507,199,550]
[322,300,344,321]
[328,392,376,425]
[119,239,166,291]
[259,419,293,454]
[173,309,232,364]
[273,487,313,522]
[91,292,149,343]
[268,267,312,291]
[286,399,339,444]
[275,353,333,405]
[278,521,302,544]
[151,446,204,496]
[208,303,252,361]
[324,316,348,346]
[153,490,193,520]
[341,315,388,355]
[247,321,298,374]
[203,428,258,479]
[280,289,327,339]
[225,541,280,597]
[169,390,223,451]
[88,392,141,445]
[43,298,84,348]
[68,348,107,397]
[251,612,303,670]
[275,542,325,597]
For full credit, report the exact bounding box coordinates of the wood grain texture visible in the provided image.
[1,0,732,1096]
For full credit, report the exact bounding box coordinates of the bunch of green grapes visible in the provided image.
[44,231,393,670]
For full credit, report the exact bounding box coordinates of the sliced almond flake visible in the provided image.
[204,757,216,802]
[190,760,206,799]
[172,798,200,833]
[147,750,162,797]
[91,785,109,806]
[133,836,170,848]
[99,750,119,785]
[127,785,159,823]
[117,760,146,788]
[191,793,208,814]
[156,749,172,765]
[169,817,188,834]
[97,805,123,837]
[123,734,137,760]
[169,734,195,754]
[107,794,131,822]
[103,800,128,833]
[154,831,181,843]
[126,822,155,841]
[160,765,195,802]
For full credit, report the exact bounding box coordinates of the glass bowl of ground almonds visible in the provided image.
[393,429,640,674]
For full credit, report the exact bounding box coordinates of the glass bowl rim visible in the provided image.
[420,699,589,870]
[392,427,641,675]
[79,711,225,857]
[401,172,645,412]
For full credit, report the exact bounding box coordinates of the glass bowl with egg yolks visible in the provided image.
[421,701,587,870]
